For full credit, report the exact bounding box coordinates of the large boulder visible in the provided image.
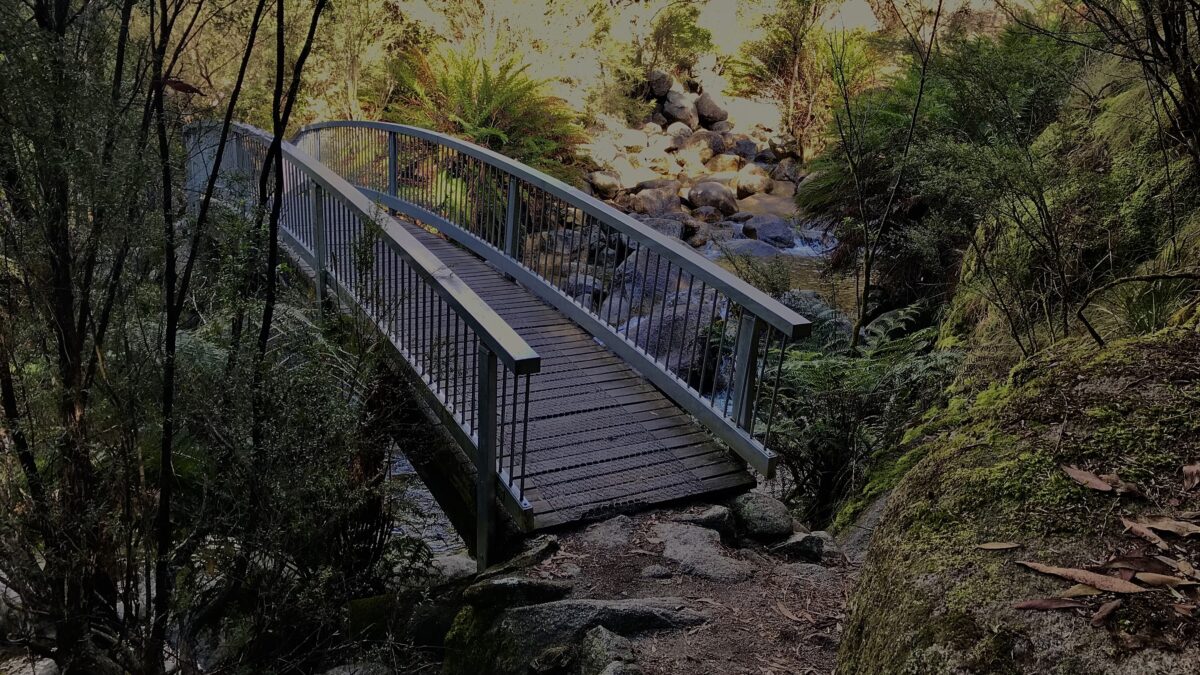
[663,90,700,130]
[685,129,727,157]
[736,163,772,199]
[731,137,759,160]
[744,214,795,248]
[664,121,693,149]
[647,69,672,99]
[444,597,706,675]
[687,182,737,216]
[463,576,573,610]
[611,248,678,310]
[705,153,744,173]
[770,531,843,565]
[628,188,680,216]
[694,91,729,127]
[674,505,737,544]
[587,171,622,200]
[652,522,752,582]
[639,218,684,239]
[623,291,726,391]
[839,331,1200,674]
[730,492,793,542]
[581,515,634,548]
[579,626,636,675]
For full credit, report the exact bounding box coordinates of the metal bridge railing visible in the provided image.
[185,122,541,560]
[294,121,810,476]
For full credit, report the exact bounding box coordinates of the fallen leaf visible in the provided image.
[1184,464,1200,491]
[1014,597,1087,611]
[1090,599,1122,626]
[1173,604,1196,617]
[1143,517,1200,537]
[1134,572,1198,588]
[1017,561,1148,594]
[1122,517,1170,551]
[1104,556,1176,575]
[1062,465,1113,491]
[1059,584,1103,598]
[977,542,1022,551]
[1178,511,1200,522]
[774,601,811,623]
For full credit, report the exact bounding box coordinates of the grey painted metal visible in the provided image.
[732,314,765,431]
[185,121,540,533]
[294,119,809,476]
[356,185,779,476]
[296,121,809,337]
[311,183,328,303]
[475,346,498,571]
[224,121,539,374]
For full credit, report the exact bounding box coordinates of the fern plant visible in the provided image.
[768,304,960,526]
[385,49,584,180]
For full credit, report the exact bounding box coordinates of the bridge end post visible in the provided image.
[502,178,520,280]
[732,313,765,434]
[475,345,499,572]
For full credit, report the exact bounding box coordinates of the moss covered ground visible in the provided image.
[838,328,1200,673]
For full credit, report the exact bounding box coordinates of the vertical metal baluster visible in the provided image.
[475,345,498,572]
[519,374,530,499]
[508,371,518,482]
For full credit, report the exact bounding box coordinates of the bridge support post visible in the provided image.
[387,132,398,209]
[732,313,765,433]
[502,178,520,279]
[475,345,498,571]
[311,184,328,306]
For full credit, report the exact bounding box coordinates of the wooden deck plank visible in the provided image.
[320,212,755,529]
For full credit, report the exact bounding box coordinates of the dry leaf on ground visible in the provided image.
[1090,599,1122,626]
[1142,517,1200,537]
[1184,464,1199,491]
[1134,572,1198,588]
[1062,465,1113,491]
[1059,584,1102,598]
[1017,561,1148,594]
[1122,517,1170,551]
[1104,556,1175,575]
[1100,473,1142,496]
[1014,597,1087,611]
[977,542,1022,551]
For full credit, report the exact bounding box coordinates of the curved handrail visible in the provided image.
[220,121,540,373]
[293,120,812,476]
[298,120,810,338]
[184,121,542,540]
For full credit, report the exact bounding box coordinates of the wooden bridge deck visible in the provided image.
[392,219,755,529]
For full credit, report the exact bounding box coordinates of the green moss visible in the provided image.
[838,329,1200,673]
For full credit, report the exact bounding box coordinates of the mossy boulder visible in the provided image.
[839,329,1200,674]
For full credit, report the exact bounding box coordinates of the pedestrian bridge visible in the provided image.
[186,120,809,567]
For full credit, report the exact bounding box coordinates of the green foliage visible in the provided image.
[385,49,584,180]
[770,305,961,525]
[727,0,834,158]
[634,3,713,75]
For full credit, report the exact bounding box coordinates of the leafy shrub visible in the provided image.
[769,305,961,526]
[385,49,584,180]
[633,3,713,75]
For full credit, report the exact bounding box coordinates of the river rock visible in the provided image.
[641,121,663,136]
[687,182,737,216]
[745,215,795,248]
[431,552,477,583]
[674,505,736,544]
[587,171,622,200]
[686,129,726,157]
[652,522,752,582]
[579,626,636,675]
[639,218,684,239]
[581,515,634,548]
[705,153,744,173]
[629,188,680,216]
[665,121,693,148]
[771,531,843,565]
[731,492,793,542]
[634,178,680,193]
[710,120,734,133]
[663,90,699,130]
[731,137,759,160]
[690,205,722,223]
[736,163,772,198]
[463,576,572,610]
[770,157,802,183]
[647,69,672,98]
[695,91,728,127]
